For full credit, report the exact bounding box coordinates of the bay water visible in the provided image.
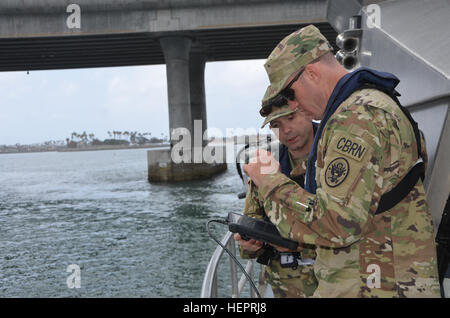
[0,148,252,297]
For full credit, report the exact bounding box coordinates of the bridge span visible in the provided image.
[0,0,343,71]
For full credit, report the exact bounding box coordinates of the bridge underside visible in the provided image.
[0,23,337,72]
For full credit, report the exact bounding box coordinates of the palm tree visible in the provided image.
[123,131,130,142]
[88,133,95,144]
[130,131,137,144]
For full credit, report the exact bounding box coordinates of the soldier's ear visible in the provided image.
[304,64,320,84]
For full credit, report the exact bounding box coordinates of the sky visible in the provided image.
[0,59,271,145]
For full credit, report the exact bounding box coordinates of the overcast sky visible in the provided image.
[0,59,271,145]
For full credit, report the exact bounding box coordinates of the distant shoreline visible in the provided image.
[0,134,273,155]
[58,143,169,152]
[0,143,170,155]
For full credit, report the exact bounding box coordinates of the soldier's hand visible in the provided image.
[234,233,263,252]
[243,150,280,187]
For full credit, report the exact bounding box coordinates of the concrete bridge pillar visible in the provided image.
[159,36,193,143]
[189,50,208,146]
[147,36,226,182]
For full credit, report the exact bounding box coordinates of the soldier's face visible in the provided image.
[269,110,313,154]
[285,66,326,120]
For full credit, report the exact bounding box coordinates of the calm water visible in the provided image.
[0,148,249,297]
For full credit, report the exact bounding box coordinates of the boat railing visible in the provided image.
[201,230,268,298]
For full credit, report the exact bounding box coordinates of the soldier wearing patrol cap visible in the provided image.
[236,87,318,297]
[243,24,441,297]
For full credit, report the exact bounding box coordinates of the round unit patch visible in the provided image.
[325,157,349,188]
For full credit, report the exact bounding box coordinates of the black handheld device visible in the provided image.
[227,212,298,250]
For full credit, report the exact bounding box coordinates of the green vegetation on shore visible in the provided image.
[0,131,169,154]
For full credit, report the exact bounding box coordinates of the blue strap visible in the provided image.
[278,143,291,177]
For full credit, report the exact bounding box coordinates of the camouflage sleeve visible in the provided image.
[289,153,308,177]
[419,130,428,172]
[238,180,266,259]
[258,105,386,248]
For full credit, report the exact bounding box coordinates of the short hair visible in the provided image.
[311,51,338,66]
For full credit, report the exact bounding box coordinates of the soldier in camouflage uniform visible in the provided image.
[236,95,318,297]
[243,24,441,297]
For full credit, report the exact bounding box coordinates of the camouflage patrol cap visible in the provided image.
[261,104,296,128]
[264,24,333,102]
[260,85,296,128]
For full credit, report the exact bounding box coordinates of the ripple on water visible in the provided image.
[0,149,245,297]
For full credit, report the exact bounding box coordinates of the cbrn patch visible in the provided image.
[325,157,349,188]
[334,135,368,162]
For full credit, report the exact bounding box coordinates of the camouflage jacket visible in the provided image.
[240,153,318,298]
[257,88,441,297]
